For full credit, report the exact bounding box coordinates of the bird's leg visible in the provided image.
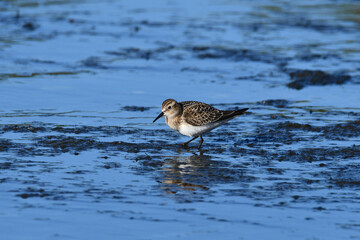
[197,136,204,149]
[183,136,198,146]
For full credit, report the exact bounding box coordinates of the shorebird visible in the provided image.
[153,99,248,149]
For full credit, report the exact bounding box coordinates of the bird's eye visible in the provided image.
[168,106,172,110]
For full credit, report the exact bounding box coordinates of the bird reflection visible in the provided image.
[160,154,214,193]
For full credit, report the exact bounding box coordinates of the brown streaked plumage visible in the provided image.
[153,99,249,149]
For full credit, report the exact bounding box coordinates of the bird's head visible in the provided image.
[153,99,181,123]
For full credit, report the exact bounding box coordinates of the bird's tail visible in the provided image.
[217,108,249,122]
[234,108,249,116]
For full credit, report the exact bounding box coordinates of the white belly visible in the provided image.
[178,122,225,137]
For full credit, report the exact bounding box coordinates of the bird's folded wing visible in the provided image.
[181,101,224,126]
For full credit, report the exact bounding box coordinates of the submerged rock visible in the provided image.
[287,70,351,90]
[257,99,292,108]
[22,22,37,31]
[121,106,150,112]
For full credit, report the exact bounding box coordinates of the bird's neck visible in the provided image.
[165,114,182,131]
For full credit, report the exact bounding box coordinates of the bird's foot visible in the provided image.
[182,143,189,148]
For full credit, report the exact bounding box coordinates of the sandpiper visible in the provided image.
[153,99,248,149]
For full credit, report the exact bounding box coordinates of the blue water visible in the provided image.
[1,0,360,239]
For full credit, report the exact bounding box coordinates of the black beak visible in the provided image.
[153,112,164,123]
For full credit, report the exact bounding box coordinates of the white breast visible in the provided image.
[178,121,225,137]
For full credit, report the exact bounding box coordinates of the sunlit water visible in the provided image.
[1,0,360,239]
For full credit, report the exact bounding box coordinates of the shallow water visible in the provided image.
[1,0,360,239]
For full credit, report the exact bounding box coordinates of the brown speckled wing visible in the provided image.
[180,101,224,126]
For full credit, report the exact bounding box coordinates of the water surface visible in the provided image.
[1,0,360,239]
